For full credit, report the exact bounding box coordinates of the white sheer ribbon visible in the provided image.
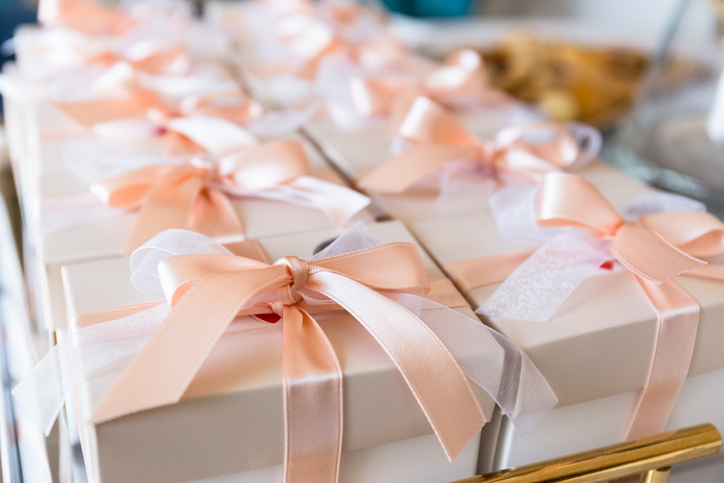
[477,188,705,321]
[14,224,557,439]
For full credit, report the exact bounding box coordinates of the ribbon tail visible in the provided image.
[282,306,342,483]
[190,188,245,242]
[308,271,484,461]
[12,303,169,436]
[446,249,537,295]
[389,294,558,436]
[122,166,205,255]
[356,144,477,194]
[167,115,258,156]
[282,177,371,226]
[90,267,290,424]
[477,234,612,322]
[625,278,699,441]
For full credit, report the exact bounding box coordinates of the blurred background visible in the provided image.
[0,1,724,481]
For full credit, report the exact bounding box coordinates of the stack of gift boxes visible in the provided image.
[2,0,724,482]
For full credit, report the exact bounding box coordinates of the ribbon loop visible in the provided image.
[536,172,623,237]
[358,98,601,196]
[611,223,705,284]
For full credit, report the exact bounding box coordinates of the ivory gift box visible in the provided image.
[409,178,724,481]
[32,134,372,331]
[308,109,649,224]
[60,221,500,483]
[303,105,642,225]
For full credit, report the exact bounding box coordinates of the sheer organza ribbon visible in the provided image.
[13,225,557,483]
[348,49,512,123]
[446,173,724,441]
[60,139,370,254]
[357,97,601,194]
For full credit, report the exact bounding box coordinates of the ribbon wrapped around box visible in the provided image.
[14,221,556,483]
[409,175,724,469]
[418,173,724,439]
[33,133,371,331]
[1,0,238,184]
[309,95,600,223]
[210,0,402,108]
[315,49,513,132]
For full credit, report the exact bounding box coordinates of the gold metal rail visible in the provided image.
[452,424,721,483]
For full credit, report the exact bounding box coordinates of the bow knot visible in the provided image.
[536,173,705,284]
[358,97,600,195]
[274,255,310,306]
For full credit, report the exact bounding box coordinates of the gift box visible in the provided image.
[409,173,724,480]
[306,95,645,224]
[31,134,371,331]
[50,220,540,483]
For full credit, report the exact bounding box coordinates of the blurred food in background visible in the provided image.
[475,33,707,129]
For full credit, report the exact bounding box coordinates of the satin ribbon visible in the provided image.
[14,226,558,480]
[89,139,370,254]
[84,240,485,483]
[349,49,510,123]
[447,173,724,441]
[357,97,599,194]
[58,84,264,156]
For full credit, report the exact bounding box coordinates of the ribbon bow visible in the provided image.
[14,226,557,483]
[357,97,600,194]
[90,140,370,254]
[93,235,484,482]
[448,173,724,442]
[349,49,511,123]
[59,85,264,156]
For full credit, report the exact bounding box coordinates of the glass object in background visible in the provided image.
[607,0,724,213]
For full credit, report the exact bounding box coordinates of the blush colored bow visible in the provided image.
[59,84,264,156]
[14,226,557,482]
[357,97,601,195]
[90,140,370,254]
[349,49,512,123]
[94,240,487,482]
[258,8,407,84]
[447,173,724,442]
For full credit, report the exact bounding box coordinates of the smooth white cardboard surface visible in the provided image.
[409,171,724,410]
[62,221,495,483]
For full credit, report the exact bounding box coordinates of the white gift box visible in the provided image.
[303,111,643,225]
[409,175,724,481]
[32,132,371,331]
[60,221,498,483]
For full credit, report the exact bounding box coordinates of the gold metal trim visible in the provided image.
[452,424,721,483]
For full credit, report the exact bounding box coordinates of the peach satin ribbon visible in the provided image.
[58,85,263,156]
[90,140,327,255]
[447,173,724,441]
[78,243,485,483]
[357,97,586,194]
[350,49,509,123]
